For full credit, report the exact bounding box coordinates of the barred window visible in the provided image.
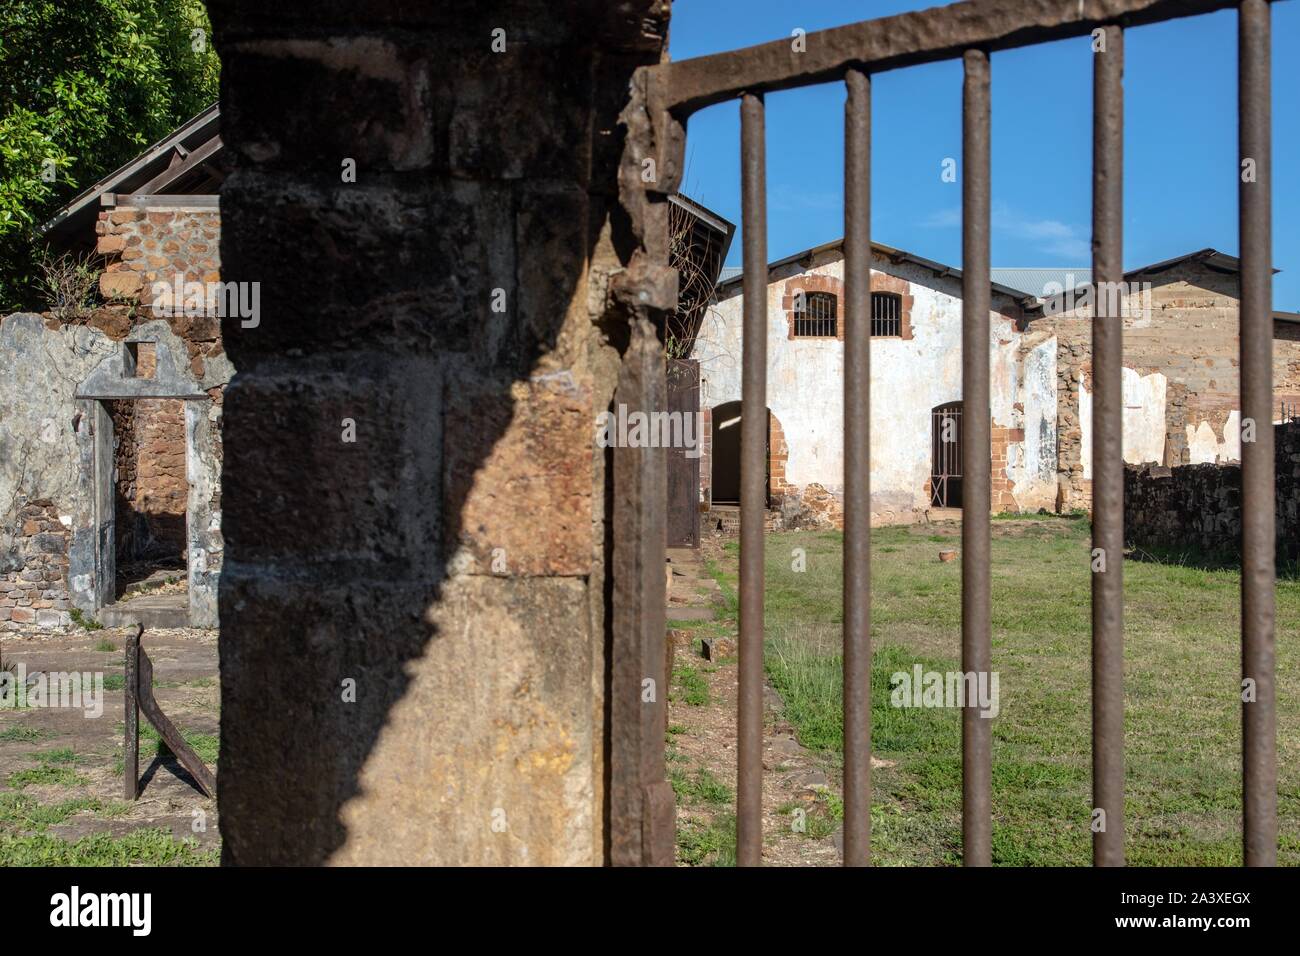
[793,291,837,337]
[871,292,902,336]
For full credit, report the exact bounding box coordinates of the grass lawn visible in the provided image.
[707,517,1300,866]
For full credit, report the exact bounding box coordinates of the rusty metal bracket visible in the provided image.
[124,625,216,800]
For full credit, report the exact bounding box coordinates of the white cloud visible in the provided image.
[921,202,1090,262]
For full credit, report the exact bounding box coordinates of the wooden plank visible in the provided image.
[135,135,222,196]
[123,625,140,801]
[137,645,216,798]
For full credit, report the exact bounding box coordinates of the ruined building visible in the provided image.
[692,244,1300,528]
[2,104,228,631]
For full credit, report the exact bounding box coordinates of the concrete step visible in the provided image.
[98,593,188,629]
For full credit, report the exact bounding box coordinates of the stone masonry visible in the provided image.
[205,0,671,866]
[1125,420,1300,558]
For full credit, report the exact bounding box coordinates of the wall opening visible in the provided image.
[931,401,964,508]
[709,400,771,506]
[98,398,189,625]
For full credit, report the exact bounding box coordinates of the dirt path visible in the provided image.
[667,541,843,866]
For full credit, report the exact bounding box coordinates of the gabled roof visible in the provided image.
[717,241,1280,311]
[714,237,1041,307]
[1034,248,1282,313]
[41,103,222,246]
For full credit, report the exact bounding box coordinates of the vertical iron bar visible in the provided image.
[738,91,767,868]
[843,68,872,867]
[961,48,992,867]
[1239,0,1276,867]
[1092,22,1126,868]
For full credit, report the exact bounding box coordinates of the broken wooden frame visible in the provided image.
[123,624,216,800]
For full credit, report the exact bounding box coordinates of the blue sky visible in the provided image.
[669,1,1300,310]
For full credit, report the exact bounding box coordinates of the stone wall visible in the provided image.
[1039,263,1300,511]
[98,203,221,308]
[206,0,670,866]
[0,500,71,629]
[0,312,230,630]
[1125,420,1300,558]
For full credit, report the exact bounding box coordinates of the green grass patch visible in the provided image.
[7,765,89,790]
[0,827,217,866]
[139,724,219,765]
[671,766,732,805]
[704,518,1300,866]
[677,813,736,867]
[0,725,50,742]
[69,608,103,631]
[94,637,116,652]
[671,665,709,707]
[30,747,82,765]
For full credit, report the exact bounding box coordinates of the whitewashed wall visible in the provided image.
[693,252,1048,521]
[1078,367,1169,478]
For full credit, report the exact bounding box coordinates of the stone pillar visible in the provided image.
[207,2,669,865]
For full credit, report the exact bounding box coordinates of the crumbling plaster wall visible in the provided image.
[0,313,228,631]
[1041,263,1300,511]
[694,250,1048,523]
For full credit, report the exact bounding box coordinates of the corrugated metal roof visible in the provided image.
[989,268,1092,299]
[718,266,743,283]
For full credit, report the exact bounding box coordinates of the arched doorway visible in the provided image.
[710,401,771,506]
[931,401,963,508]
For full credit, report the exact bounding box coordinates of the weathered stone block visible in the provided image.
[442,371,592,577]
[221,356,442,575]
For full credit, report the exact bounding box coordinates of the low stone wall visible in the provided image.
[1125,420,1300,558]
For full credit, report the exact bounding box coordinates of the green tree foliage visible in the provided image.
[0,0,219,312]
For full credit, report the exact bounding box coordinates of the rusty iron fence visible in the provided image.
[627,0,1282,867]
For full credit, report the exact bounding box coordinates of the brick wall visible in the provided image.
[991,423,1025,511]
[1125,420,1300,557]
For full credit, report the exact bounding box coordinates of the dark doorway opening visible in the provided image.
[710,400,770,506]
[104,398,188,603]
[931,401,963,508]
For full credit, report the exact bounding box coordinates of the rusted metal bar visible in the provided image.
[123,623,140,801]
[738,91,767,867]
[609,318,675,867]
[1239,0,1277,867]
[961,48,992,868]
[843,67,873,868]
[135,642,216,798]
[652,0,1269,117]
[1091,22,1126,868]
